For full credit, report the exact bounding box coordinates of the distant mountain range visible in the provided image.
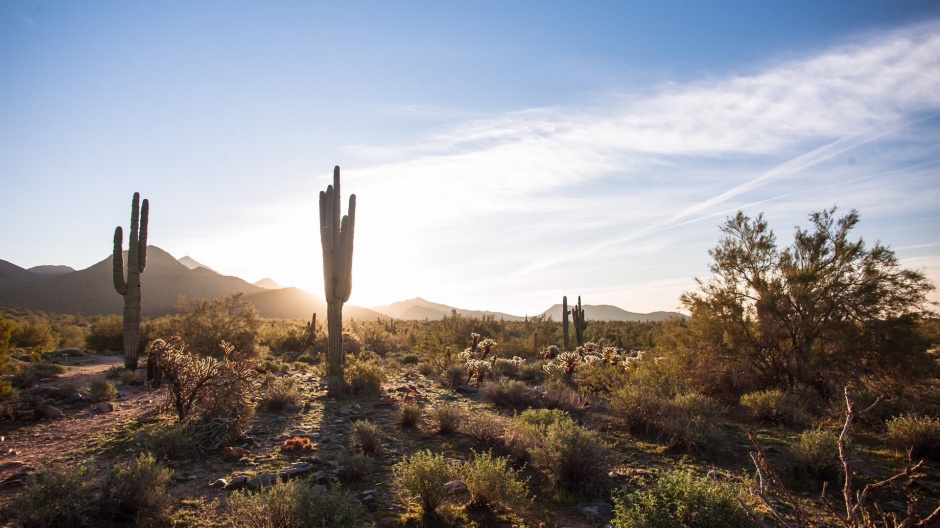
[0,247,685,322]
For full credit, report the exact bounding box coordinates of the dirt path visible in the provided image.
[0,354,161,487]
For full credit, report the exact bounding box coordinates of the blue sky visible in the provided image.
[2,1,939,315]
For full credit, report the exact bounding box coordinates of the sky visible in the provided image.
[2,1,939,316]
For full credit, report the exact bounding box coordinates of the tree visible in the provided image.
[174,293,262,358]
[678,207,935,396]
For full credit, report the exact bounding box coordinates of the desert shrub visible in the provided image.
[393,450,458,514]
[9,462,96,528]
[543,379,586,412]
[607,383,669,434]
[480,377,535,408]
[440,363,467,389]
[516,407,569,428]
[261,376,303,412]
[10,316,56,351]
[89,378,118,402]
[417,361,435,376]
[85,315,126,352]
[120,369,144,386]
[296,353,318,365]
[11,362,66,388]
[461,450,529,508]
[575,360,631,394]
[402,353,420,365]
[612,468,756,528]
[337,452,372,482]
[517,358,547,382]
[99,452,172,525]
[885,414,940,457]
[344,355,386,395]
[227,478,300,527]
[492,356,525,379]
[462,412,507,449]
[740,389,812,426]
[430,402,466,435]
[152,337,262,450]
[397,403,422,428]
[792,428,840,478]
[293,481,365,528]
[351,420,384,455]
[175,293,262,358]
[136,422,197,461]
[658,393,726,451]
[531,416,610,494]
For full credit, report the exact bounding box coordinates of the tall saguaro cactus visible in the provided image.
[572,295,587,347]
[562,296,570,351]
[318,166,356,394]
[113,192,149,371]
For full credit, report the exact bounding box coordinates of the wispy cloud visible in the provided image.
[332,21,940,313]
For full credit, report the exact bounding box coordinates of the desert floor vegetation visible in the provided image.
[0,304,939,527]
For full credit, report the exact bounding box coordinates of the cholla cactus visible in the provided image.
[466,359,493,385]
[556,351,583,375]
[541,345,560,360]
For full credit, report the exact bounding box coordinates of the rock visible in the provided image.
[97,402,115,413]
[221,447,246,461]
[285,403,303,413]
[279,462,314,480]
[209,479,228,488]
[444,479,467,494]
[308,432,321,440]
[288,429,308,438]
[455,385,478,394]
[61,393,84,405]
[438,394,457,401]
[225,475,249,490]
[33,405,63,420]
[246,473,278,490]
[575,499,614,520]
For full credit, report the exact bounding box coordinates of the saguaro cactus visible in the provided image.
[562,295,570,351]
[572,295,587,347]
[318,166,356,394]
[113,192,149,371]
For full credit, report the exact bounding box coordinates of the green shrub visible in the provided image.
[105,364,125,379]
[417,362,435,376]
[461,450,529,508]
[543,379,586,412]
[430,402,465,435]
[740,389,811,426]
[99,452,172,525]
[227,478,365,528]
[10,462,96,528]
[607,383,668,434]
[397,403,422,428]
[792,428,840,477]
[531,416,610,494]
[350,420,384,455]
[11,362,66,388]
[480,377,535,407]
[136,422,197,461]
[462,412,507,449]
[393,450,458,513]
[120,369,144,386]
[175,293,262,358]
[344,355,386,395]
[658,392,726,451]
[89,378,118,402]
[440,363,466,389]
[885,414,940,457]
[402,353,420,365]
[262,376,303,412]
[612,468,756,528]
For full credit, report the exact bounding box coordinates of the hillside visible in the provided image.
[372,297,526,321]
[539,303,685,322]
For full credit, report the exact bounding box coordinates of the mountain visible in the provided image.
[28,265,76,278]
[0,260,38,289]
[254,278,283,289]
[178,255,217,273]
[0,247,387,320]
[539,303,685,322]
[373,297,525,321]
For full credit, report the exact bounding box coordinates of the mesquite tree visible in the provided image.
[318,166,356,394]
[112,192,149,371]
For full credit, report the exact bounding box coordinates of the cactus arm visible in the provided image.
[332,166,341,257]
[341,194,356,302]
[128,193,140,274]
[113,226,127,294]
[138,198,149,272]
[320,188,335,299]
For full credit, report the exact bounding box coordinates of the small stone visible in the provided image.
[209,479,228,488]
[444,479,467,494]
[575,499,614,519]
[455,385,478,394]
[285,403,303,413]
[288,429,308,438]
[246,473,278,490]
[34,405,63,420]
[97,402,115,413]
[225,475,249,490]
[61,393,84,405]
[221,447,246,461]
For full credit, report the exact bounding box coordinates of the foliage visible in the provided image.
[11,361,66,388]
[393,449,458,513]
[120,369,144,386]
[350,419,384,455]
[611,468,756,528]
[85,314,127,352]
[99,452,172,526]
[740,389,812,426]
[9,316,56,351]
[462,412,507,449]
[9,462,96,528]
[136,422,198,461]
[607,386,725,451]
[227,479,299,528]
[430,402,465,435]
[88,378,118,402]
[542,378,586,412]
[460,450,529,509]
[792,428,840,478]
[343,353,386,394]
[0,315,15,372]
[480,376,536,407]
[175,293,262,358]
[676,208,935,396]
[530,414,611,494]
[397,403,422,428]
[885,414,940,458]
[261,375,303,412]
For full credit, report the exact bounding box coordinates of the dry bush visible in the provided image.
[99,452,172,526]
[430,402,465,435]
[350,420,384,455]
[480,377,536,407]
[9,462,95,528]
[440,363,466,389]
[135,422,197,461]
[739,388,813,426]
[543,379,587,412]
[88,378,117,402]
[530,414,611,494]
[281,436,316,452]
[462,412,507,449]
[461,450,530,509]
[791,428,840,478]
[261,375,303,412]
[393,450,458,514]
[608,387,725,451]
[885,414,940,458]
[344,355,386,395]
[397,403,422,428]
[120,369,144,386]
